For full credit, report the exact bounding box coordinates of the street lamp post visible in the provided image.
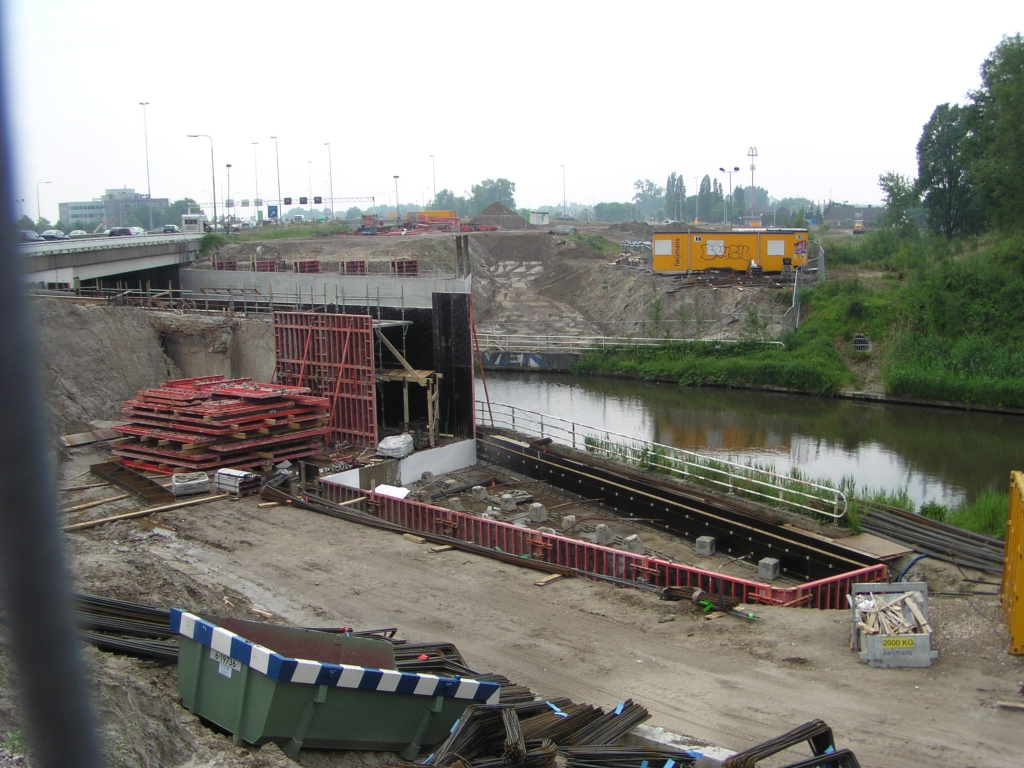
[561,164,566,219]
[270,136,282,222]
[139,102,153,229]
[35,181,51,225]
[252,142,259,222]
[719,166,740,224]
[226,164,232,226]
[429,154,436,204]
[393,175,400,226]
[324,143,334,221]
[748,146,758,222]
[693,176,699,224]
[188,135,216,231]
[307,161,313,220]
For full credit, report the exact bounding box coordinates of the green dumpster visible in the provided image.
[171,609,500,757]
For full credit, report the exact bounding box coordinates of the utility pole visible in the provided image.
[748,147,758,222]
[139,102,153,229]
[188,135,216,231]
[252,142,259,221]
[719,166,739,224]
[324,143,334,220]
[393,175,400,225]
[270,136,282,222]
[430,154,436,204]
[226,164,232,225]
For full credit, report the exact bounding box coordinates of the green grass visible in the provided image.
[201,222,351,254]
[573,338,851,395]
[4,729,25,755]
[949,489,1009,538]
[566,232,619,255]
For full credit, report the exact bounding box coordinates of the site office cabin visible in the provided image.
[651,227,809,274]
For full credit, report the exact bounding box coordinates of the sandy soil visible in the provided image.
[3,442,1018,768]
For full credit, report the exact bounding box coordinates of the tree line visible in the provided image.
[881,33,1023,240]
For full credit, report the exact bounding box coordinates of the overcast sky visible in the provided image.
[6,1,1021,221]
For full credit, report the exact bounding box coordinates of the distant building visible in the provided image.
[528,211,550,226]
[823,204,885,229]
[59,187,170,228]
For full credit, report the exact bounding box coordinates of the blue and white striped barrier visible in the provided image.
[171,609,500,704]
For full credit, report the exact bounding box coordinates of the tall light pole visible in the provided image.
[139,102,153,229]
[429,154,436,204]
[270,136,282,222]
[35,181,51,224]
[226,164,233,226]
[561,164,566,219]
[188,135,216,231]
[748,146,758,222]
[307,161,313,219]
[324,143,334,221]
[393,175,400,225]
[251,142,259,222]
[719,166,739,224]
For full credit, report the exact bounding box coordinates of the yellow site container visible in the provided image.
[651,228,810,274]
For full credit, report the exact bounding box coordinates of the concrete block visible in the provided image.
[695,536,716,558]
[623,534,645,554]
[561,514,578,531]
[500,493,518,512]
[529,502,548,523]
[448,497,464,512]
[420,471,434,483]
[471,485,488,501]
[758,557,781,581]
[595,524,614,546]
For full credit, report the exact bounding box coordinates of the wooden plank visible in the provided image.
[60,494,131,514]
[403,533,426,544]
[430,544,454,553]
[62,494,228,532]
[534,573,564,587]
[996,700,1024,711]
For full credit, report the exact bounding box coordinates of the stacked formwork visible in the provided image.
[273,312,377,448]
[112,376,330,473]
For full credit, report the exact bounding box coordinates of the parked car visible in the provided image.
[68,230,88,237]
[40,229,69,240]
[108,227,133,237]
[163,224,181,233]
[129,226,146,236]
[20,230,42,241]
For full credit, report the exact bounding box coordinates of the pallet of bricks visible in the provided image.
[111,376,330,474]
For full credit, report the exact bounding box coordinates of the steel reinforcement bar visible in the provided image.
[316,484,885,610]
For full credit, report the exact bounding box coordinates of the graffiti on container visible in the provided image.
[702,242,751,262]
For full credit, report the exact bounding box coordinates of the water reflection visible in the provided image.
[478,372,1024,507]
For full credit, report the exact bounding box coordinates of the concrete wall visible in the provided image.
[179,268,471,309]
[160,315,275,382]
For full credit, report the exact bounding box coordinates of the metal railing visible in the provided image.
[475,333,785,354]
[475,401,847,520]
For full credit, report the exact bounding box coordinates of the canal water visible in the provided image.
[477,371,1024,509]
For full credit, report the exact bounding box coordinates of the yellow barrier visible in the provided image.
[1003,471,1024,654]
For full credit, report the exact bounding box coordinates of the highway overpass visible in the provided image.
[20,234,204,287]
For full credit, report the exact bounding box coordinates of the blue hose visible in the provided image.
[897,553,928,582]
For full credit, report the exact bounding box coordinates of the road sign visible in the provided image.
[284,197,292,205]
[314,196,322,205]
[241,199,249,207]
[300,197,308,205]
[268,205,279,219]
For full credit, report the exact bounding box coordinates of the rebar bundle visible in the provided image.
[564,700,649,746]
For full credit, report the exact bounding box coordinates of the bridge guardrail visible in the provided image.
[475,400,847,521]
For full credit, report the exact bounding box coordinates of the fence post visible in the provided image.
[572,423,577,450]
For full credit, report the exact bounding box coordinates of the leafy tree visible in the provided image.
[16,215,34,230]
[34,217,51,232]
[469,178,516,213]
[968,34,1024,232]
[917,104,983,239]
[696,175,714,223]
[345,206,362,219]
[664,173,686,221]
[594,202,636,222]
[878,172,920,231]
[632,179,664,219]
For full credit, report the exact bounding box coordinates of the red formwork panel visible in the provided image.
[317,483,888,610]
[273,312,377,448]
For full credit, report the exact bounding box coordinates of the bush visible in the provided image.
[949,489,1009,538]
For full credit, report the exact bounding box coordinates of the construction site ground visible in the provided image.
[1,438,1019,768]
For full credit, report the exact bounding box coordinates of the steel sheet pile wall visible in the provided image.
[318,484,885,609]
[432,293,475,438]
[1003,471,1024,654]
[274,312,377,447]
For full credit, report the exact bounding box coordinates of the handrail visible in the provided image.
[475,401,847,520]
[476,333,785,354]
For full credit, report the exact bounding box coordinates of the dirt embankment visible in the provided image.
[34,300,182,435]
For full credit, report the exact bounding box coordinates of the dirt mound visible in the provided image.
[470,233,553,264]
[607,221,652,239]
[34,300,181,435]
